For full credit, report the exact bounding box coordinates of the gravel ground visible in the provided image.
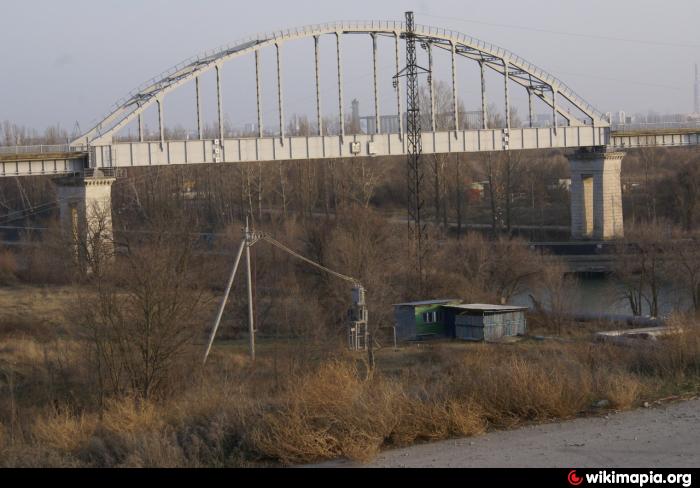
[313,398,700,468]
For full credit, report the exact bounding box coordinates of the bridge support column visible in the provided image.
[568,148,625,240]
[53,172,116,268]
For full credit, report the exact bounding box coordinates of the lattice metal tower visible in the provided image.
[695,63,699,114]
[395,11,431,292]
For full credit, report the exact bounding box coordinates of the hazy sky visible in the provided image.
[1,0,698,134]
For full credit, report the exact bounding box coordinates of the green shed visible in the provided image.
[393,299,461,341]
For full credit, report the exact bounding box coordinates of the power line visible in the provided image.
[0,166,164,226]
[418,12,700,49]
[262,234,359,285]
[546,68,685,91]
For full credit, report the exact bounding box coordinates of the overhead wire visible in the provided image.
[0,165,167,226]
[261,234,360,285]
[417,12,700,49]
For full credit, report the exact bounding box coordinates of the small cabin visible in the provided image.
[393,299,461,341]
[394,300,527,342]
[450,304,527,341]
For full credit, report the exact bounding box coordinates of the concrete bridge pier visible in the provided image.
[53,171,116,267]
[568,147,625,240]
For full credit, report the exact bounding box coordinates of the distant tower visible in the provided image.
[351,99,360,132]
[695,64,699,114]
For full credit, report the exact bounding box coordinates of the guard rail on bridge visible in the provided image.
[0,144,86,155]
[82,167,124,178]
[611,121,700,131]
[0,145,88,177]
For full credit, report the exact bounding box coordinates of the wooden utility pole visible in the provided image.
[245,219,256,361]
[203,223,367,366]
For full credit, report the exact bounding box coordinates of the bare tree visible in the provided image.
[75,229,211,401]
[530,256,577,333]
[638,148,660,222]
[675,160,699,231]
[287,114,312,137]
[439,233,539,304]
[613,222,669,317]
[483,152,506,234]
[668,231,700,315]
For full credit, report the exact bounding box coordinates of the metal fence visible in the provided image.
[0,144,86,155]
[83,167,124,178]
[611,121,700,131]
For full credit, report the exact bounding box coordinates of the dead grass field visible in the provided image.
[0,285,699,467]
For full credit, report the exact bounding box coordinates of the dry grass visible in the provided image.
[595,371,642,409]
[0,285,81,334]
[458,351,593,425]
[32,409,97,452]
[0,306,699,467]
[100,397,165,435]
[248,361,399,464]
[0,251,18,285]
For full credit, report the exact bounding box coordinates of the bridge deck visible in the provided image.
[611,128,700,137]
[0,151,86,162]
[0,151,86,177]
[90,126,608,169]
[610,128,700,149]
[0,126,698,177]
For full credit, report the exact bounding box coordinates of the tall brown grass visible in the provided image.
[0,250,18,285]
[1,320,699,467]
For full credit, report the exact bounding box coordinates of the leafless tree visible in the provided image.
[482,152,506,234]
[675,160,699,231]
[530,256,577,333]
[437,233,539,304]
[74,229,211,402]
[613,222,670,317]
[638,148,659,222]
[668,231,700,315]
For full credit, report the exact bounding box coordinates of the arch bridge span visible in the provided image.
[74,19,608,158]
[3,16,700,243]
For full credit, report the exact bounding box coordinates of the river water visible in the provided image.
[511,275,691,318]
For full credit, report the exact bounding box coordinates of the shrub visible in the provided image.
[0,251,18,285]
[248,361,400,464]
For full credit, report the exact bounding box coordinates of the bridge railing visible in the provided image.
[0,144,86,155]
[611,121,700,131]
[83,167,124,179]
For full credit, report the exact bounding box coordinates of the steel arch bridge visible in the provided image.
[2,16,700,241]
[79,19,609,149]
[68,19,615,170]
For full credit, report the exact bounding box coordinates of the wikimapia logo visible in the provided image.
[568,470,584,486]
[567,469,693,487]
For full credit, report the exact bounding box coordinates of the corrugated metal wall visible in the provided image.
[455,311,526,341]
[455,314,485,341]
[483,311,526,340]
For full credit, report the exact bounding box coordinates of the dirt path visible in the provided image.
[315,398,700,468]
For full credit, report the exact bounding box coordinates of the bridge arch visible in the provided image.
[74,20,609,146]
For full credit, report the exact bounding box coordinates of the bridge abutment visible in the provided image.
[568,148,625,240]
[53,172,116,268]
